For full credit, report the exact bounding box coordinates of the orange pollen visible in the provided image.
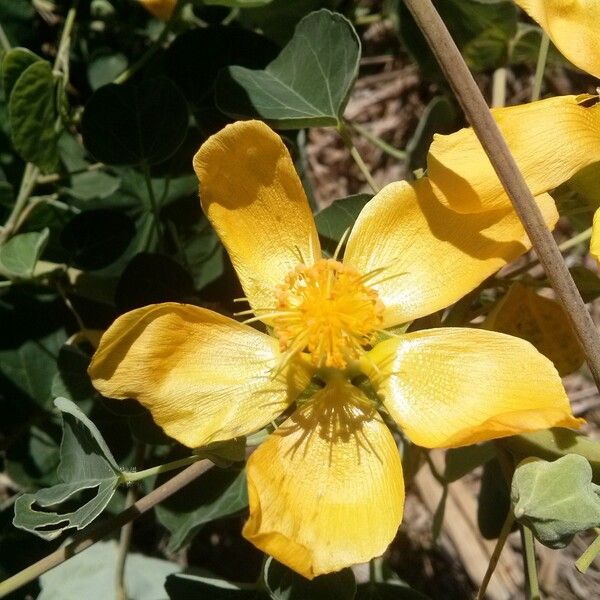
[272,258,384,368]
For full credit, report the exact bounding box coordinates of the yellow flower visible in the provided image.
[137,0,177,20]
[89,120,581,579]
[514,0,600,79]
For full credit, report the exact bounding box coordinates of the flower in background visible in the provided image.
[137,0,177,20]
[514,0,600,78]
[89,120,581,579]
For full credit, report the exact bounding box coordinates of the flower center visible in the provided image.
[272,258,384,368]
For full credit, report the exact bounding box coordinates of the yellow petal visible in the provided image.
[193,121,320,316]
[591,207,600,263]
[364,328,583,449]
[137,0,177,20]
[515,0,600,78]
[89,303,309,448]
[484,282,584,376]
[344,178,558,328]
[243,379,404,579]
[428,95,600,213]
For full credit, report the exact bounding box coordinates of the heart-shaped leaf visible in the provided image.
[9,60,59,172]
[216,9,360,128]
[511,454,600,548]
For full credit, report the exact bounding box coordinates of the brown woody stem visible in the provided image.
[403,0,600,389]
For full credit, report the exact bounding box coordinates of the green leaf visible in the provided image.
[264,558,356,600]
[216,9,360,128]
[0,328,66,409]
[9,61,59,172]
[0,0,35,47]
[405,96,458,171]
[511,455,600,548]
[314,193,371,250]
[238,0,344,45]
[355,582,431,600]
[13,398,121,540]
[156,467,248,551]
[81,78,188,166]
[87,52,128,90]
[166,571,259,599]
[0,228,49,278]
[1,47,42,99]
[501,428,600,484]
[51,345,96,410]
[38,540,180,600]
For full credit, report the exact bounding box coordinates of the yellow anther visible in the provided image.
[272,259,384,368]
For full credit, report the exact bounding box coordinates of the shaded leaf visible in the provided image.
[9,61,59,172]
[314,193,371,253]
[511,455,600,548]
[81,78,188,166]
[0,228,49,278]
[477,458,512,539]
[166,26,278,108]
[264,558,356,600]
[0,328,66,409]
[156,467,248,552]
[166,571,259,599]
[217,9,360,128]
[38,540,180,600]
[60,209,136,270]
[443,443,495,482]
[484,282,585,376]
[570,266,600,303]
[397,0,517,78]
[355,582,431,600]
[114,252,196,312]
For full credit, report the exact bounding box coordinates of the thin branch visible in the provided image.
[531,32,550,102]
[338,123,380,193]
[402,0,600,390]
[0,459,214,598]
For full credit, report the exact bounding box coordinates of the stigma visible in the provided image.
[272,259,384,368]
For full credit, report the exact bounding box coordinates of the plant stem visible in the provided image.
[115,486,136,600]
[576,530,600,573]
[522,526,541,600]
[0,459,214,599]
[142,162,163,246]
[350,122,407,161]
[0,163,40,244]
[120,454,202,483]
[338,123,380,193]
[531,32,550,102]
[476,510,516,600]
[52,2,78,77]
[402,0,600,390]
[491,66,507,108]
[113,0,185,85]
